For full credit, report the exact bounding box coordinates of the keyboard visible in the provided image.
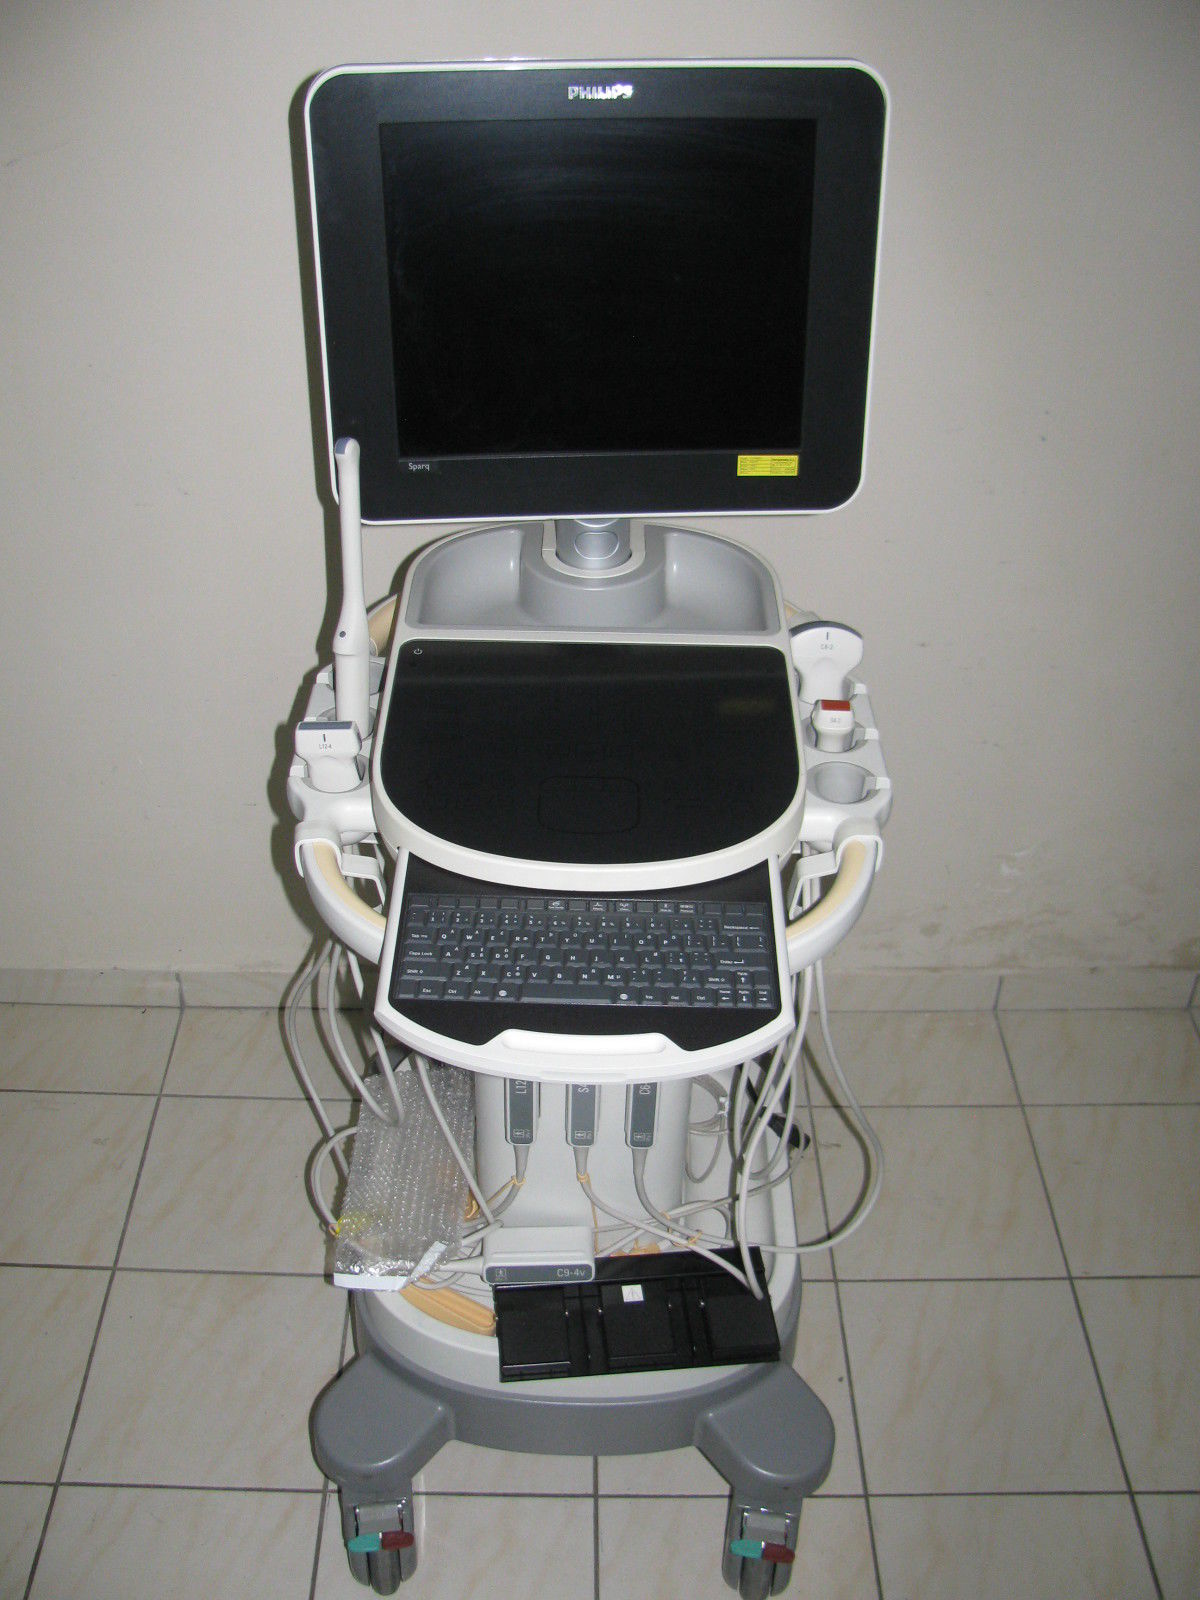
[384,856,785,1052]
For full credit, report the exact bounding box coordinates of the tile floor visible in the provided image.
[1,999,1197,1600]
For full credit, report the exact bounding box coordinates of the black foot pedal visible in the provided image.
[494,1249,779,1382]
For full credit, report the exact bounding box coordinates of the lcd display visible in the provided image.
[378,118,816,460]
[306,63,886,518]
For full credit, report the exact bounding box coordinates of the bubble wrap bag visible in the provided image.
[333,1064,475,1289]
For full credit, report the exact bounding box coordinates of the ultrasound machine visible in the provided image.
[284,59,891,1596]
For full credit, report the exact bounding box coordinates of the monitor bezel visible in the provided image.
[304,60,887,524]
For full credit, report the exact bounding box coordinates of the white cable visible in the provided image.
[762,985,808,1181]
[582,1153,754,1292]
[733,1049,785,1174]
[673,1148,804,1223]
[310,1123,357,1233]
[611,992,814,1289]
[684,1074,728,1184]
[468,1146,529,1226]
[691,1075,727,1114]
[762,1051,801,1182]
[684,1125,724,1186]
[583,1179,751,1290]
[574,1144,749,1283]
[670,967,884,1260]
[738,863,820,1182]
[412,1053,497,1228]
[600,1132,807,1260]
[730,1028,792,1174]
[729,1054,760,1159]
[368,1023,407,1124]
[730,975,811,1285]
[282,940,349,1180]
[342,945,406,1125]
[805,956,884,1250]
[324,945,394,1124]
[735,968,813,1292]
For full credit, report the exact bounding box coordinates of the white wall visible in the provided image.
[1,0,1197,987]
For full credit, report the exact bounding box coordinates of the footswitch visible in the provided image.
[493,1248,779,1381]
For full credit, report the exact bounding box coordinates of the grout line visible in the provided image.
[21,1007,186,1600]
[804,1095,1200,1110]
[590,1490,730,1502]
[0,1473,758,1500]
[0,1086,164,1099]
[338,1293,353,1369]
[995,1002,1196,1016]
[592,1488,868,1500]
[857,1487,1195,1500]
[310,1472,329,1600]
[0,1087,349,1108]
[588,1488,874,1504]
[28,1478,326,1496]
[994,1013,1164,1600]
[807,1095,1017,1110]
[1012,1097,1200,1108]
[593,1456,601,1600]
[49,1264,331,1280]
[802,1044,885,1600]
[802,1270,1199,1284]
[157,1091,356,1104]
[2,1473,702,1500]
[0,1262,110,1275]
[393,1488,599,1501]
[310,1292,347,1593]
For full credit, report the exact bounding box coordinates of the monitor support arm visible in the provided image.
[554,516,633,572]
[333,437,371,738]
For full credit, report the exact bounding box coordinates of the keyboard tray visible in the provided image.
[385,855,784,1053]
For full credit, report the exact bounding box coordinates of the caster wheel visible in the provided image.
[723,1544,780,1599]
[722,1536,741,1590]
[741,1558,776,1600]
[723,1502,796,1598]
[367,1547,402,1595]
[340,1491,418,1590]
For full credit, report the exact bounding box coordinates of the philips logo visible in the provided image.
[567,83,634,102]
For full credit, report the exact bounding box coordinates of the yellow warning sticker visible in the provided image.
[737,454,799,477]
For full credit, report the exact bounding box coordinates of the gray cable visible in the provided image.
[412,1052,496,1227]
[282,940,348,1179]
[325,944,394,1124]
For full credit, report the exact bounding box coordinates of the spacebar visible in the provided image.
[509,981,692,1005]
[521,980,603,1002]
